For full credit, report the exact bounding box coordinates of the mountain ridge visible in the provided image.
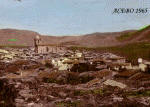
[0,26,149,47]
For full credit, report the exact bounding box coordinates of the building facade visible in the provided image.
[34,35,66,54]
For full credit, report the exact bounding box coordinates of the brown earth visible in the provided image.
[42,32,121,47]
[0,27,150,47]
[0,29,39,46]
[125,26,150,43]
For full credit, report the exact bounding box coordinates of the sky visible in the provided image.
[0,0,150,36]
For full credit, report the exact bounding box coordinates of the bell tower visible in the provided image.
[34,35,41,53]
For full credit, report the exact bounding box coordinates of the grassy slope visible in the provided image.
[70,42,150,64]
[117,25,150,41]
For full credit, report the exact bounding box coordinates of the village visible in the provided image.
[0,45,150,73]
[0,35,150,107]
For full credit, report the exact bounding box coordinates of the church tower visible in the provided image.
[34,35,42,53]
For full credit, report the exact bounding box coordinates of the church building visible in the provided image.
[34,35,66,54]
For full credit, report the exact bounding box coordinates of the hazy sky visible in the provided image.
[0,0,150,36]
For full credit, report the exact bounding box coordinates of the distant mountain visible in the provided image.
[41,31,136,47]
[0,26,149,47]
[0,28,124,47]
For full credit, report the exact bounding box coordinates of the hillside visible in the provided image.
[0,29,125,47]
[0,25,150,47]
[0,29,39,46]
[41,32,121,47]
[117,25,150,44]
